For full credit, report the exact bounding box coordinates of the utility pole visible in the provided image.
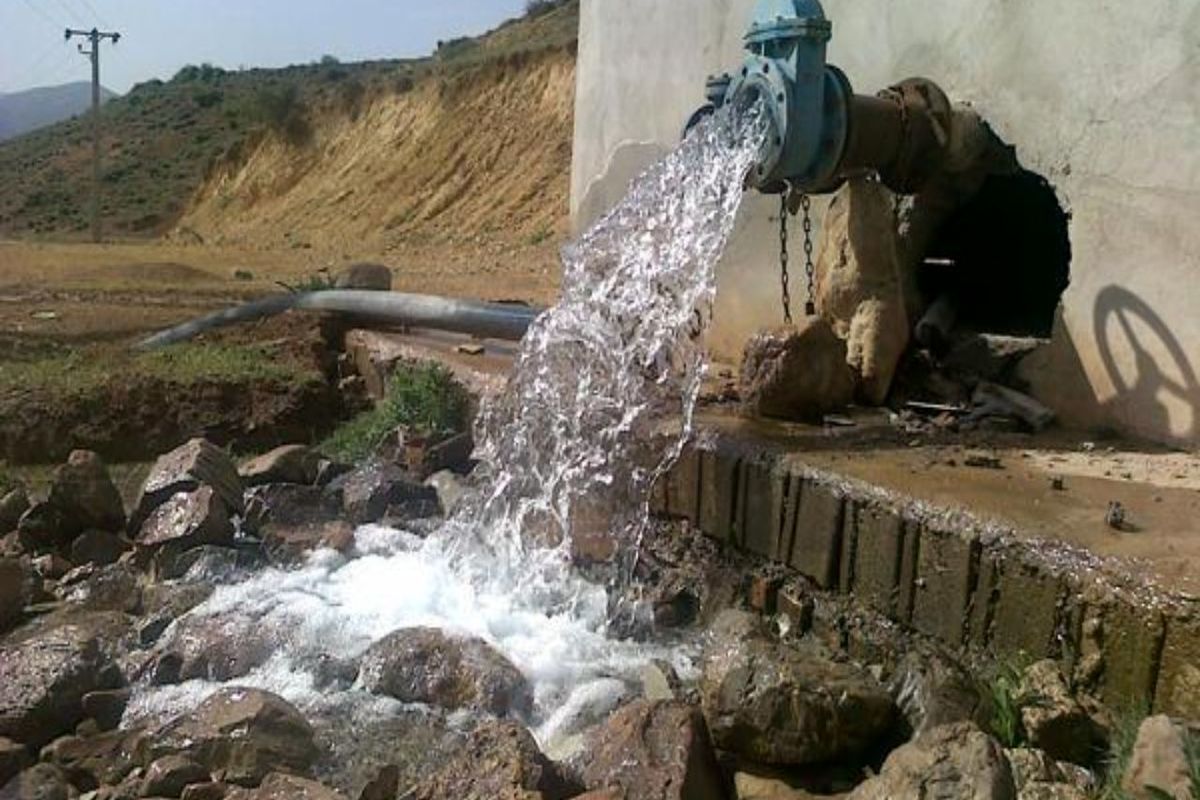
[65,27,120,243]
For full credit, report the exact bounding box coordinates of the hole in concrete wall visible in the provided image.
[918,169,1071,339]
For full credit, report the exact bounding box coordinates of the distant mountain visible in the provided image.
[0,81,117,141]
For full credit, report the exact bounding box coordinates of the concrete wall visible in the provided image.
[571,0,1200,449]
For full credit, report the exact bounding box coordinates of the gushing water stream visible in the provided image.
[127,104,768,754]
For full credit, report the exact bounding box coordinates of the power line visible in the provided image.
[74,0,110,28]
[65,26,121,242]
[19,0,62,30]
[50,0,86,27]
[5,38,70,89]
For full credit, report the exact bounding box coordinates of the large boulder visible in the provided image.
[0,763,71,800]
[132,438,244,532]
[40,727,145,790]
[46,450,126,538]
[0,623,122,748]
[137,486,235,550]
[335,262,392,291]
[739,319,857,422]
[1006,748,1093,800]
[241,772,349,799]
[0,737,32,786]
[239,445,322,488]
[890,649,987,736]
[153,611,284,684]
[359,627,532,717]
[0,558,32,634]
[145,688,318,788]
[330,463,439,525]
[68,529,129,567]
[1122,715,1194,800]
[576,700,725,800]
[848,722,1016,800]
[56,562,142,613]
[142,754,212,798]
[699,611,895,765]
[403,719,572,800]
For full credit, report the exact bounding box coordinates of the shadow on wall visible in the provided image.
[1027,285,1200,448]
[1092,285,1200,444]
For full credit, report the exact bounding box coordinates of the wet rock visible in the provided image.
[1016,661,1100,766]
[0,737,32,786]
[700,611,895,765]
[0,488,30,534]
[152,544,262,583]
[0,763,70,800]
[314,459,352,488]
[132,439,244,533]
[739,319,856,422]
[403,718,572,800]
[154,611,283,683]
[576,699,723,800]
[1122,715,1194,800]
[335,262,392,291]
[138,487,235,552]
[40,727,144,789]
[331,463,439,525]
[81,687,131,731]
[31,552,71,581]
[15,502,67,552]
[239,445,321,488]
[890,649,986,736]
[244,484,342,531]
[145,687,318,788]
[359,627,532,717]
[143,755,212,798]
[425,470,468,516]
[47,450,127,538]
[0,623,121,748]
[0,557,32,633]
[848,722,1016,800]
[69,529,130,567]
[262,520,356,563]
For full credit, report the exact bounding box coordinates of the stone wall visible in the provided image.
[572,0,1200,449]
[651,433,1200,719]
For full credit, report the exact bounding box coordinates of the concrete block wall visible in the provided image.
[651,434,1200,717]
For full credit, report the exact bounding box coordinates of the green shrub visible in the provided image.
[320,362,470,462]
[985,659,1026,748]
[248,84,310,143]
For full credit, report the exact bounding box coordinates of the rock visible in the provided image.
[145,688,318,788]
[81,688,131,731]
[848,722,1016,800]
[31,553,71,580]
[815,175,911,405]
[0,737,32,786]
[1016,661,1099,766]
[1122,715,1194,800]
[0,489,30,534]
[0,763,70,800]
[47,450,127,538]
[57,562,141,613]
[261,521,356,563]
[1006,748,1093,800]
[69,529,129,567]
[576,700,724,800]
[890,649,986,736]
[700,611,895,765]
[181,783,229,800]
[335,262,392,291]
[239,446,321,488]
[152,544,262,583]
[137,487,234,550]
[143,755,212,798]
[0,558,32,633]
[739,319,856,421]
[40,728,144,790]
[15,502,66,552]
[331,463,439,525]
[734,772,823,800]
[244,484,341,530]
[132,439,244,533]
[403,719,571,800]
[247,773,348,799]
[153,612,283,683]
[0,623,121,748]
[356,764,398,800]
[359,627,532,717]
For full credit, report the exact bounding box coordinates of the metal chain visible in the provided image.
[800,193,816,317]
[779,192,792,326]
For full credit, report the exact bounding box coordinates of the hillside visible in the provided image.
[0,1,578,244]
[0,81,116,141]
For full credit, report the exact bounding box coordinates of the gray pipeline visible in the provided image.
[136,290,543,350]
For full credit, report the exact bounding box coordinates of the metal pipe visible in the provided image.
[137,290,542,350]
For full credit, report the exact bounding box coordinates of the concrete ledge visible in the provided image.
[652,430,1200,718]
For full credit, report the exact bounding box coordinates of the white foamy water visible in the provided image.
[127,105,767,750]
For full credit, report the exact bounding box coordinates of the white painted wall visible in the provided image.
[571,0,1200,449]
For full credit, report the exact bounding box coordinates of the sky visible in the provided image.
[1,0,530,95]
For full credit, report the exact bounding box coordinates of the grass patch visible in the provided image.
[986,659,1027,748]
[0,344,314,397]
[320,361,469,462]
